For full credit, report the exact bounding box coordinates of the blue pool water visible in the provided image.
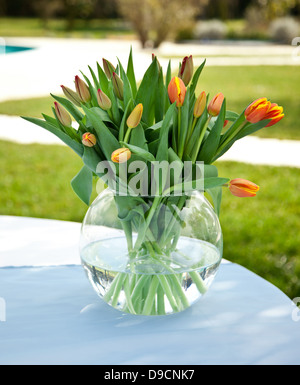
[0,45,34,54]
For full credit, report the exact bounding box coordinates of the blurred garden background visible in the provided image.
[0,0,300,300]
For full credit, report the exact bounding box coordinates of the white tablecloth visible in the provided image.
[0,215,300,365]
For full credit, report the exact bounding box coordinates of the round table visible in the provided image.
[0,215,299,365]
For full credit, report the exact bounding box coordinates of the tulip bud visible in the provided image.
[127,104,143,129]
[111,148,131,164]
[75,76,91,103]
[112,72,124,101]
[61,85,81,107]
[97,89,112,110]
[54,102,72,127]
[102,58,116,79]
[229,179,260,198]
[193,91,207,118]
[82,132,97,147]
[168,77,186,108]
[208,93,225,117]
[178,55,194,86]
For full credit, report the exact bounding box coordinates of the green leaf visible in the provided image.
[204,164,218,178]
[220,109,246,146]
[50,94,83,123]
[178,88,190,159]
[118,58,133,109]
[156,103,176,162]
[71,165,93,206]
[155,68,167,123]
[167,177,228,195]
[168,147,184,187]
[119,99,134,142]
[204,177,229,190]
[189,60,206,100]
[198,100,226,164]
[212,119,271,163]
[114,195,149,222]
[165,60,172,89]
[126,47,137,98]
[185,109,208,157]
[135,59,159,126]
[82,105,120,160]
[42,113,60,127]
[97,61,109,94]
[129,124,148,151]
[22,116,83,157]
[88,65,100,90]
[82,146,102,173]
[206,186,223,217]
[88,106,113,124]
[145,120,163,142]
[226,110,240,121]
[235,119,271,140]
[120,142,155,163]
[108,81,121,126]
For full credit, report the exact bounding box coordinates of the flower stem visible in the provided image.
[177,107,181,152]
[189,271,207,294]
[142,276,160,315]
[123,127,133,144]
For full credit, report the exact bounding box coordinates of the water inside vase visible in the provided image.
[81,237,221,315]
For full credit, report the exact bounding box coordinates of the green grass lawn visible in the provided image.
[1,139,299,300]
[0,66,298,140]
[0,17,134,38]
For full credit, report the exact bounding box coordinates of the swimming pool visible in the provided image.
[0,45,34,54]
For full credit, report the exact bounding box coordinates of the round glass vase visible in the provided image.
[80,188,223,316]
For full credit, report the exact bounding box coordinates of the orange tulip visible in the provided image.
[111,148,131,163]
[245,98,271,124]
[208,93,224,117]
[193,91,207,118]
[229,179,260,198]
[264,103,284,127]
[245,98,284,127]
[168,77,187,107]
[82,132,97,147]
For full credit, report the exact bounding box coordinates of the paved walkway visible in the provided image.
[0,37,299,168]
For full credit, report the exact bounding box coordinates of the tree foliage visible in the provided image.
[246,0,300,22]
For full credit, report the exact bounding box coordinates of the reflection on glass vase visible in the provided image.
[80,188,223,316]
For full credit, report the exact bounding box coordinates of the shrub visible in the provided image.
[194,19,228,40]
[269,17,300,44]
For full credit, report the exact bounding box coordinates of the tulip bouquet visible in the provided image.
[24,49,284,315]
